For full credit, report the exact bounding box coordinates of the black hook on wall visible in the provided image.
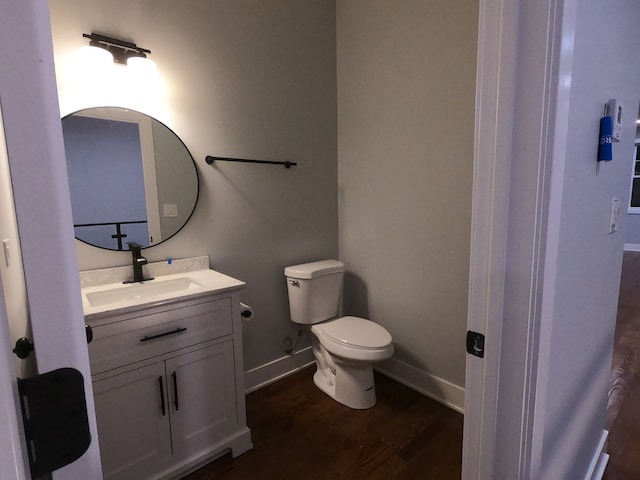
[205,155,297,169]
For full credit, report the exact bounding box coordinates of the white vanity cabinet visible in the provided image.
[92,361,173,480]
[85,285,252,480]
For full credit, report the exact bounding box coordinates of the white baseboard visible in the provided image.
[245,350,465,414]
[624,243,640,252]
[244,346,315,393]
[583,430,609,480]
[375,357,465,413]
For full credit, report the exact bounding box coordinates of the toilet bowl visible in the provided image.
[284,260,394,409]
[311,316,393,409]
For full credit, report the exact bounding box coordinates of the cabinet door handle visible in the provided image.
[140,327,187,343]
[158,376,166,416]
[172,371,179,411]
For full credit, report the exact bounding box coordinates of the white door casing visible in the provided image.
[0,104,28,480]
[0,279,28,479]
[463,0,569,478]
[462,0,519,476]
[71,107,162,247]
[0,1,102,479]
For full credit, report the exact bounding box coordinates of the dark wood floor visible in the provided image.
[182,252,640,480]
[604,251,640,480]
[182,369,463,480]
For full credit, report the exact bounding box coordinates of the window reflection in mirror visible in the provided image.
[630,101,640,212]
[62,107,199,251]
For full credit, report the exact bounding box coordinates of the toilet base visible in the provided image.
[313,362,377,410]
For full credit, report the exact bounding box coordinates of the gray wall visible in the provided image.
[49,0,338,372]
[337,0,477,392]
[624,213,640,245]
[152,120,198,242]
[534,2,640,478]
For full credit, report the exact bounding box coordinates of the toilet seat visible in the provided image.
[311,316,393,362]
[320,316,392,348]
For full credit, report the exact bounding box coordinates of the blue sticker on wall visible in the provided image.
[598,116,613,162]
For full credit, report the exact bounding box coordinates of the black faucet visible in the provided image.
[123,242,154,284]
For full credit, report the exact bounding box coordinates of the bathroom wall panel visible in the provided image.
[527,2,640,478]
[337,0,478,392]
[48,0,338,373]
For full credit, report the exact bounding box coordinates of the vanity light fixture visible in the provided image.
[82,32,156,69]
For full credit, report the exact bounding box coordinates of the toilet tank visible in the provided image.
[284,260,344,325]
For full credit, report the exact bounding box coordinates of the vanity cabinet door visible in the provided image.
[166,341,238,460]
[93,362,172,480]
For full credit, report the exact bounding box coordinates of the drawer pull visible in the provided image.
[158,376,166,416]
[140,327,187,343]
[172,371,179,411]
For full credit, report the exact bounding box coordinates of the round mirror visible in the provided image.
[62,107,199,251]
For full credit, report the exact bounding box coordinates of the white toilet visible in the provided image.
[284,260,394,409]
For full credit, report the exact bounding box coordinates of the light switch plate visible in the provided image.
[163,204,178,218]
[2,239,10,267]
[609,197,620,234]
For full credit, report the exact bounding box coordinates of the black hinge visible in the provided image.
[17,368,91,478]
[466,331,485,358]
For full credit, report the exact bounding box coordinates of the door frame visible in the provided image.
[0,104,28,474]
[462,0,520,476]
[462,0,573,478]
[0,1,102,478]
[0,279,28,479]
[70,108,162,247]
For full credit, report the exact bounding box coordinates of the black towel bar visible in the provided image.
[205,155,297,169]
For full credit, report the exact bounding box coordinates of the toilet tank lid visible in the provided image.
[284,260,344,279]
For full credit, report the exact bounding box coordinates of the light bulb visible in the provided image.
[78,45,114,67]
[126,56,157,74]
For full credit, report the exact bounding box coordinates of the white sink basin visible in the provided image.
[85,277,202,307]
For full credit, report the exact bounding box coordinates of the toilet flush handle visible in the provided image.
[289,279,300,287]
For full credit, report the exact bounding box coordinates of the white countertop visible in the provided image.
[80,257,245,319]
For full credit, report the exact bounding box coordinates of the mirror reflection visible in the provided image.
[630,101,640,210]
[62,107,198,250]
